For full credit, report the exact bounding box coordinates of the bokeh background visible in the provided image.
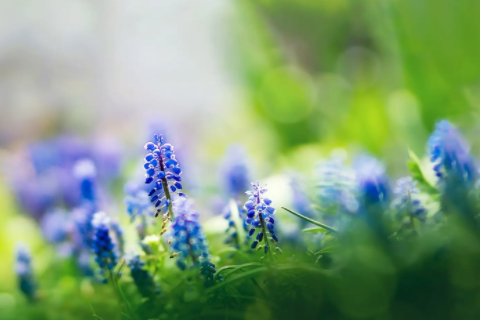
[1,0,480,317]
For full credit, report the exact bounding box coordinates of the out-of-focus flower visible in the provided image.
[128,255,160,298]
[220,145,251,198]
[428,120,477,185]
[91,212,118,277]
[124,182,154,222]
[315,155,359,214]
[353,155,390,205]
[143,134,185,219]
[168,198,219,286]
[40,209,70,244]
[8,135,123,220]
[392,177,426,220]
[15,244,36,301]
[244,182,279,256]
[74,159,97,206]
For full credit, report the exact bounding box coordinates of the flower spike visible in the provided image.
[244,181,279,260]
[144,134,185,220]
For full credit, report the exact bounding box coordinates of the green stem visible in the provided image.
[281,207,338,234]
[161,178,174,220]
[259,210,273,262]
[229,198,245,251]
[108,270,138,320]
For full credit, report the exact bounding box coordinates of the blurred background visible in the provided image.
[1,0,480,316]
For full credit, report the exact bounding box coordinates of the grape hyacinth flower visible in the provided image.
[128,255,160,298]
[352,155,391,238]
[144,134,185,219]
[124,182,154,239]
[221,145,251,198]
[393,177,426,221]
[74,159,98,206]
[40,209,70,245]
[428,120,477,185]
[91,212,118,278]
[244,182,279,260]
[169,198,219,286]
[15,244,36,301]
[353,155,390,206]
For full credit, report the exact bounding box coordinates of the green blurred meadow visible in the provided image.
[1,0,480,319]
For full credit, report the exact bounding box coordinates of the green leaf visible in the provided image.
[314,246,339,255]
[281,207,338,233]
[302,227,329,234]
[407,149,437,194]
[215,262,264,281]
[207,267,267,293]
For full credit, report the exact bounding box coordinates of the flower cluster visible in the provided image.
[244,182,279,256]
[168,199,219,286]
[15,244,36,300]
[128,255,159,298]
[428,120,477,185]
[91,212,118,276]
[169,199,211,269]
[144,134,185,218]
[392,177,426,220]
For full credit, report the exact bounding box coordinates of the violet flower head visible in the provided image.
[353,155,390,205]
[74,159,97,205]
[169,198,219,286]
[143,134,185,218]
[91,212,118,276]
[40,209,70,245]
[428,120,477,185]
[244,182,279,256]
[393,177,426,220]
[124,182,154,222]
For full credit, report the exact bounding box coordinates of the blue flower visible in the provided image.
[169,198,219,285]
[128,255,160,298]
[244,182,279,257]
[124,182,154,239]
[91,212,118,275]
[74,159,98,206]
[393,177,426,220]
[353,155,390,205]
[428,120,477,185]
[40,209,69,245]
[144,134,185,219]
[169,199,209,267]
[221,145,251,198]
[15,244,36,301]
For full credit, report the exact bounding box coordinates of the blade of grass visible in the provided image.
[281,207,338,233]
